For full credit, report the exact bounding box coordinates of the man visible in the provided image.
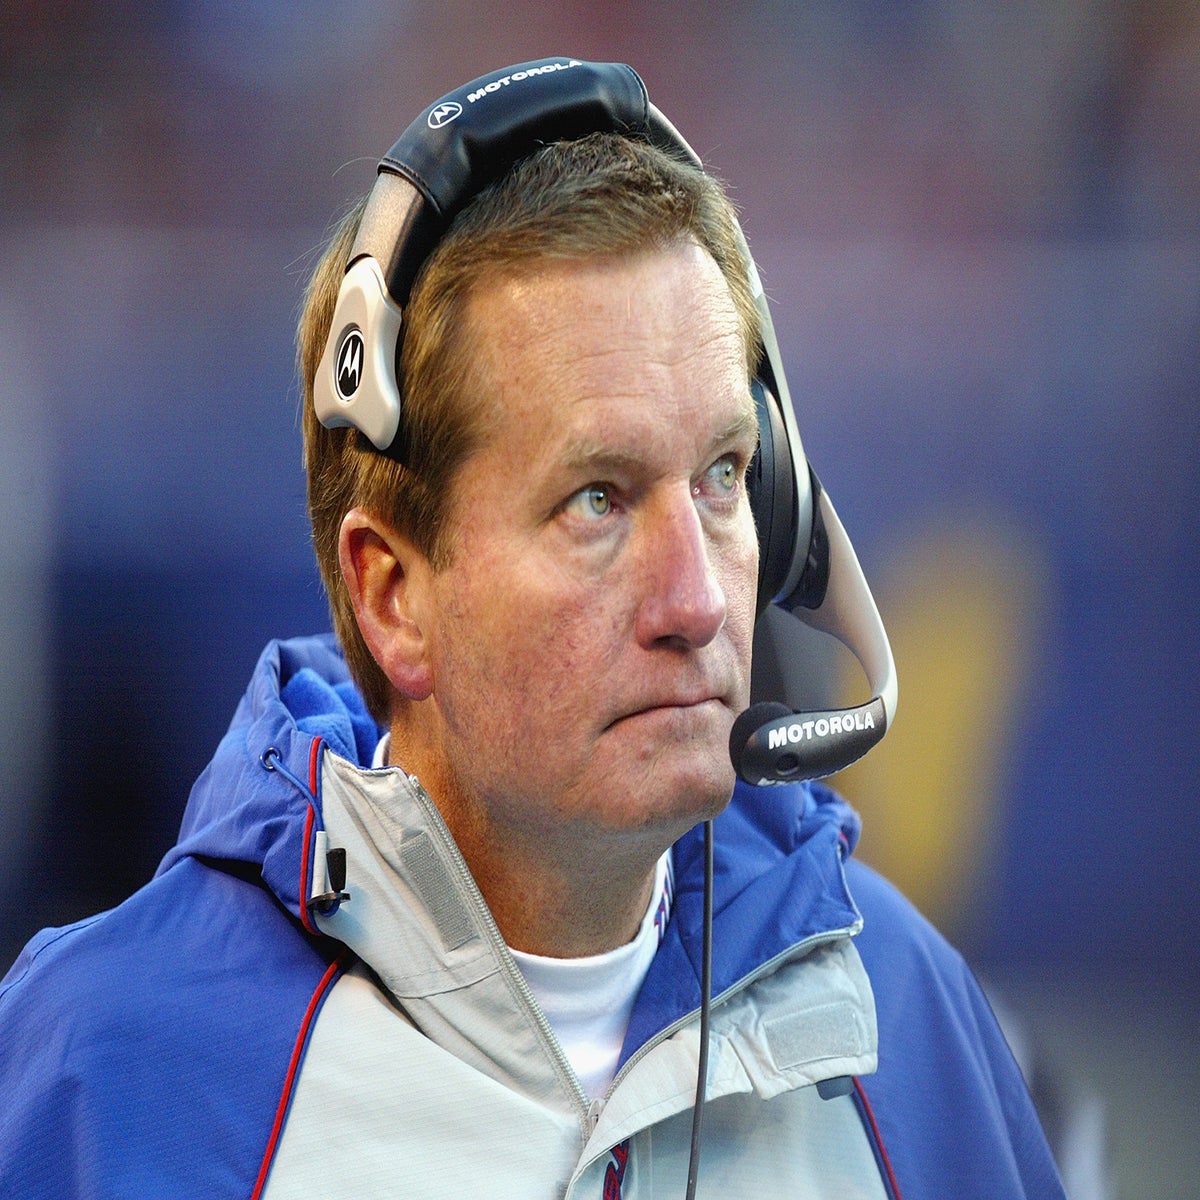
[0,62,1063,1197]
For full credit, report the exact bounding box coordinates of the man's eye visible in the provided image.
[566,484,612,520]
[703,455,740,494]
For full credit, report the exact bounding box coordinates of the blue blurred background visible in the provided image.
[2,4,1196,1196]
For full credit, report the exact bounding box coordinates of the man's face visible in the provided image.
[410,240,760,854]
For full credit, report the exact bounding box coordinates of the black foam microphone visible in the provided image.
[730,699,887,785]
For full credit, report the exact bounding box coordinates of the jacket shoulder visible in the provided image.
[0,855,341,1198]
[846,858,1064,1200]
[844,857,965,973]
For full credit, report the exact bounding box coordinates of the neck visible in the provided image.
[450,803,667,957]
[387,718,688,957]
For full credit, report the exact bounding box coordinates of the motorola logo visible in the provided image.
[335,328,365,400]
[466,61,582,104]
[427,101,463,129]
[766,708,877,751]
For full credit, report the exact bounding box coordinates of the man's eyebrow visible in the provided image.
[558,442,644,477]
[719,405,761,450]
[697,404,761,461]
[558,403,760,476]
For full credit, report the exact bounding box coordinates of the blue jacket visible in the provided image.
[0,635,1063,1198]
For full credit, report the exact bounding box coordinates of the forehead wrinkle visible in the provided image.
[557,395,759,480]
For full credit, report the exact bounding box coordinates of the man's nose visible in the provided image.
[634,488,727,650]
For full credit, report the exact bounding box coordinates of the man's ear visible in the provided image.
[338,508,435,701]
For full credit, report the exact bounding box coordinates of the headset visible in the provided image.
[313,59,898,1194]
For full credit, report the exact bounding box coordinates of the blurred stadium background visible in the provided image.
[2,4,1197,1196]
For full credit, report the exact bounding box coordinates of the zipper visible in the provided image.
[558,924,864,1197]
[405,773,865,1155]
[406,778,595,1130]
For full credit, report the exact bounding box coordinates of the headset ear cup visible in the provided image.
[314,257,405,451]
[749,378,796,614]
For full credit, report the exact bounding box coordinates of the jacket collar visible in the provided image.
[163,634,867,1074]
[314,742,871,1114]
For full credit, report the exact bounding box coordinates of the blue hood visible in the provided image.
[157,635,380,924]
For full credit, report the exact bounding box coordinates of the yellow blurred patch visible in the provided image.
[834,518,1048,936]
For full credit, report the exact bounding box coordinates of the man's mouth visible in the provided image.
[604,694,726,732]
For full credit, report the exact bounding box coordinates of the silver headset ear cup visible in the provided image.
[313,257,404,451]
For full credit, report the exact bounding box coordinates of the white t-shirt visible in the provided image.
[510,851,674,1099]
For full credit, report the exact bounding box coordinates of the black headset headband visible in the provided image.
[313,57,897,782]
[354,60,695,308]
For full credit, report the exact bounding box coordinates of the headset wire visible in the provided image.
[683,818,714,1200]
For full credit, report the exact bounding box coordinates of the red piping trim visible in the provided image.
[297,738,323,935]
[308,734,322,793]
[853,1077,903,1200]
[251,953,345,1199]
[298,807,316,935]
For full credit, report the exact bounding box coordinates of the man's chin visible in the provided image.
[617,747,735,830]
[584,702,739,826]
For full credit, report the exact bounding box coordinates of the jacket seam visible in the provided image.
[852,1076,903,1200]
[0,914,107,1005]
[251,950,349,1199]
